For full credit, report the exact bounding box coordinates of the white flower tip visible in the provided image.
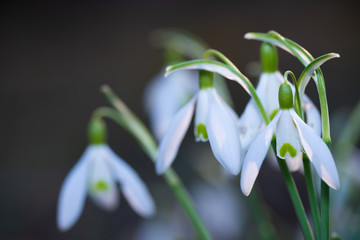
[325,174,340,190]
[57,212,75,232]
[331,53,340,58]
[240,161,258,196]
[141,203,156,218]
[155,161,166,175]
[226,165,241,176]
[244,33,253,39]
[164,66,172,77]
[240,183,251,197]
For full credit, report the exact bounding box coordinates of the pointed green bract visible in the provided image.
[196,123,208,140]
[280,143,297,158]
[260,42,278,73]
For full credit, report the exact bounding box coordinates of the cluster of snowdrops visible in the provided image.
[56,30,340,240]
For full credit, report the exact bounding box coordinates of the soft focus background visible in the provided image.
[1,1,360,239]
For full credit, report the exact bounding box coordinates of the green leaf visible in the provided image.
[165,59,251,94]
[298,53,340,96]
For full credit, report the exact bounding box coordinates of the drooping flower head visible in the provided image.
[57,119,155,231]
[144,30,233,141]
[241,82,340,196]
[156,70,242,175]
[238,43,321,153]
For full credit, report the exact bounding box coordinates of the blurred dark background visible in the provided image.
[1,1,359,239]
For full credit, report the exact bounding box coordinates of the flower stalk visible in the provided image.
[99,85,212,240]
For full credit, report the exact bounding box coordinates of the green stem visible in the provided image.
[248,187,277,240]
[97,86,212,240]
[333,100,360,161]
[272,141,315,240]
[304,156,321,240]
[267,32,334,240]
[321,181,330,240]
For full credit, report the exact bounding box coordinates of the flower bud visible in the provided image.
[279,83,293,109]
[260,42,278,73]
[88,119,107,144]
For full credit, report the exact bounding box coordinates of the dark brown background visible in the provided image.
[1,1,359,239]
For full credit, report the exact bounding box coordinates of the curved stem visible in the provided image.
[96,87,212,240]
[271,140,315,240]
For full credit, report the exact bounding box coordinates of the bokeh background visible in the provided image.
[1,1,359,239]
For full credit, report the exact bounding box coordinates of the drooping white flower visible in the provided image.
[156,70,242,175]
[144,70,198,140]
[240,83,339,196]
[57,120,155,231]
[238,43,321,152]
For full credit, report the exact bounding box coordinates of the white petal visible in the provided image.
[241,111,281,196]
[194,89,210,142]
[302,95,321,136]
[88,145,119,211]
[206,89,243,175]
[290,110,340,189]
[285,152,303,172]
[156,95,197,174]
[144,70,198,140]
[105,146,156,217]
[263,72,283,116]
[238,73,268,150]
[166,63,250,94]
[57,146,92,231]
[238,101,263,150]
[276,110,302,160]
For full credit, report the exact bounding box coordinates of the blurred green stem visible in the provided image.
[248,187,277,240]
[321,182,329,240]
[271,140,315,240]
[96,86,212,240]
[304,156,321,240]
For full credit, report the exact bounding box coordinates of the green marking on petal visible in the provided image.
[269,109,278,121]
[279,143,297,158]
[92,180,109,192]
[196,123,208,140]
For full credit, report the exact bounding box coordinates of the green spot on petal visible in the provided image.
[196,123,208,140]
[279,143,297,158]
[92,180,109,192]
[269,109,278,121]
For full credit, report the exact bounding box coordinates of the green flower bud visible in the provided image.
[260,42,278,73]
[88,119,107,145]
[199,70,214,89]
[279,83,293,109]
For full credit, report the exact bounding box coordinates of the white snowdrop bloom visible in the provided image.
[241,83,339,196]
[156,70,242,175]
[238,43,321,152]
[144,70,198,140]
[57,120,155,231]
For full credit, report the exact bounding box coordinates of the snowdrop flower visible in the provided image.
[238,43,321,152]
[241,82,339,196]
[57,119,155,231]
[156,70,242,175]
[144,70,198,140]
